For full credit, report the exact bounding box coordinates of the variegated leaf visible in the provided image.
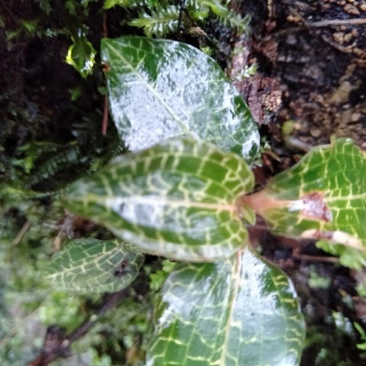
[62,138,255,262]
[101,36,260,161]
[45,238,144,293]
[147,247,305,365]
[242,138,366,269]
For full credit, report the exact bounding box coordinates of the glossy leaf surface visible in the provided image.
[66,27,96,78]
[101,36,259,161]
[63,138,255,262]
[147,248,305,365]
[243,138,366,269]
[45,238,144,293]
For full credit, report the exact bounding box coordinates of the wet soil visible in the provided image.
[233,0,366,149]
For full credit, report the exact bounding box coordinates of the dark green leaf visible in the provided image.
[242,138,366,269]
[148,247,305,365]
[101,36,259,161]
[63,138,255,262]
[46,238,144,293]
[66,27,96,78]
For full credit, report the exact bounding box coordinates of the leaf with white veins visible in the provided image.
[147,247,305,365]
[62,138,255,262]
[46,238,144,293]
[242,138,366,269]
[101,36,259,161]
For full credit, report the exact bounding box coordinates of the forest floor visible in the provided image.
[1,0,366,365]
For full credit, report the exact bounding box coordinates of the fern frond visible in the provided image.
[103,0,140,9]
[26,143,82,188]
[103,0,166,10]
[186,0,210,21]
[34,0,53,15]
[217,9,250,33]
[189,0,249,33]
[129,5,180,37]
[200,0,228,17]
[15,142,62,174]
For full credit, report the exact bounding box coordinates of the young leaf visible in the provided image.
[101,36,259,161]
[45,238,144,293]
[147,247,305,365]
[242,138,366,269]
[62,138,255,262]
[66,27,96,78]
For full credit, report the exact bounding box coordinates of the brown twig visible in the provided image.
[27,289,128,366]
[102,94,108,135]
[101,13,109,136]
[269,16,366,40]
[307,18,366,28]
[11,220,31,246]
[103,13,108,38]
[292,247,339,264]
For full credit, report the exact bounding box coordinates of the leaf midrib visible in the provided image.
[106,40,195,139]
[99,196,238,213]
[219,251,241,365]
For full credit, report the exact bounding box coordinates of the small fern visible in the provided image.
[25,143,82,189]
[129,5,180,37]
[3,120,124,199]
[34,0,53,15]
[104,0,249,37]
[104,0,165,10]
[219,9,250,32]
[193,0,227,17]
[197,0,250,33]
